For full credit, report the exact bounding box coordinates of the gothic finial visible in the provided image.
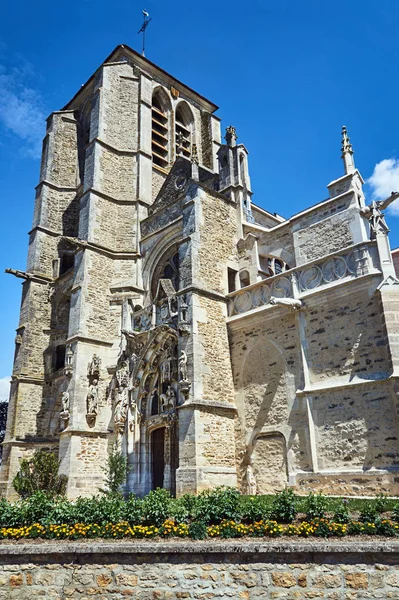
[341,125,355,174]
[225,126,238,147]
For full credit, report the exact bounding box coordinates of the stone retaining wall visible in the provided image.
[0,541,399,599]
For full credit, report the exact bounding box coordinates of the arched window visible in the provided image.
[175,103,193,159]
[258,255,290,278]
[151,246,180,299]
[152,89,171,169]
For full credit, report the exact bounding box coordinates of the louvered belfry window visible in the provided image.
[152,95,169,168]
[175,105,191,159]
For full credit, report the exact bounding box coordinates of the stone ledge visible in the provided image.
[0,540,399,556]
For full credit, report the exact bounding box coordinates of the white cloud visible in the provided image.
[0,377,10,404]
[0,62,46,159]
[367,158,399,214]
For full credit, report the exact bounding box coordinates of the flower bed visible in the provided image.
[0,517,398,541]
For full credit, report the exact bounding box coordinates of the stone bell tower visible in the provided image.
[1,44,238,498]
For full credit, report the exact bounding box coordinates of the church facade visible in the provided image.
[2,44,399,499]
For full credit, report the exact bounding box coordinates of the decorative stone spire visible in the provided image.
[225,126,238,147]
[341,125,355,174]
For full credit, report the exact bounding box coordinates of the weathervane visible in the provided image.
[138,9,152,57]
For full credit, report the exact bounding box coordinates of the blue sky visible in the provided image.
[1,0,399,400]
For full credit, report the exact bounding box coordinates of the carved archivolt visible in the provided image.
[111,325,180,435]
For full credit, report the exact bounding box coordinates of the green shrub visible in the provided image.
[188,520,207,540]
[392,504,399,523]
[124,494,143,525]
[194,487,241,525]
[71,494,126,525]
[375,493,389,513]
[20,491,57,525]
[240,495,271,523]
[142,488,172,526]
[178,493,198,519]
[270,488,297,524]
[359,502,378,524]
[13,449,67,499]
[304,492,328,521]
[333,499,350,524]
[0,498,23,528]
[169,498,189,524]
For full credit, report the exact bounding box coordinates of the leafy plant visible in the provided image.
[240,495,271,523]
[101,444,131,495]
[142,488,172,526]
[178,493,198,519]
[375,493,389,513]
[359,502,378,524]
[188,520,207,540]
[13,449,67,499]
[270,488,297,524]
[304,492,328,521]
[194,487,241,525]
[392,504,399,523]
[333,499,350,524]
[124,493,143,525]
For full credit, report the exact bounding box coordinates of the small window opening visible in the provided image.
[59,254,74,275]
[151,391,159,416]
[228,268,238,293]
[239,270,250,288]
[152,95,169,169]
[259,255,289,278]
[55,345,66,371]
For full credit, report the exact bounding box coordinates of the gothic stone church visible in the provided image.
[2,44,399,499]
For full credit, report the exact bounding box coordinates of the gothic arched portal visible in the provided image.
[112,326,179,496]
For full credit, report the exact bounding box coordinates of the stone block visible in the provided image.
[271,571,297,588]
[344,572,368,589]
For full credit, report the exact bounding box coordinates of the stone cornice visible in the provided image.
[81,187,136,205]
[63,236,139,260]
[10,376,44,385]
[35,180,77,193]
[178,285,227,303]
[0,540,398,555]
[65,335,114,347]
[177,400,237,412]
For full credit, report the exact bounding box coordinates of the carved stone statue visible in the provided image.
[178,351,188,382]
[64,344,74,376]
[269,296,303,310]
[160,385,176,414]
[246,461,257,496]
[88,354,101,377]
[116,360,130,389]
[60,391,70,419]
[114,390,128,431]
[86,379,98,415]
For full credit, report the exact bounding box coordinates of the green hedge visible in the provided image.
[0,488,398,537]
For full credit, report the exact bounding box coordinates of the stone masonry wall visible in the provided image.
[1,542,399,599]
[229,309,310,492]
[304,288,390,384]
